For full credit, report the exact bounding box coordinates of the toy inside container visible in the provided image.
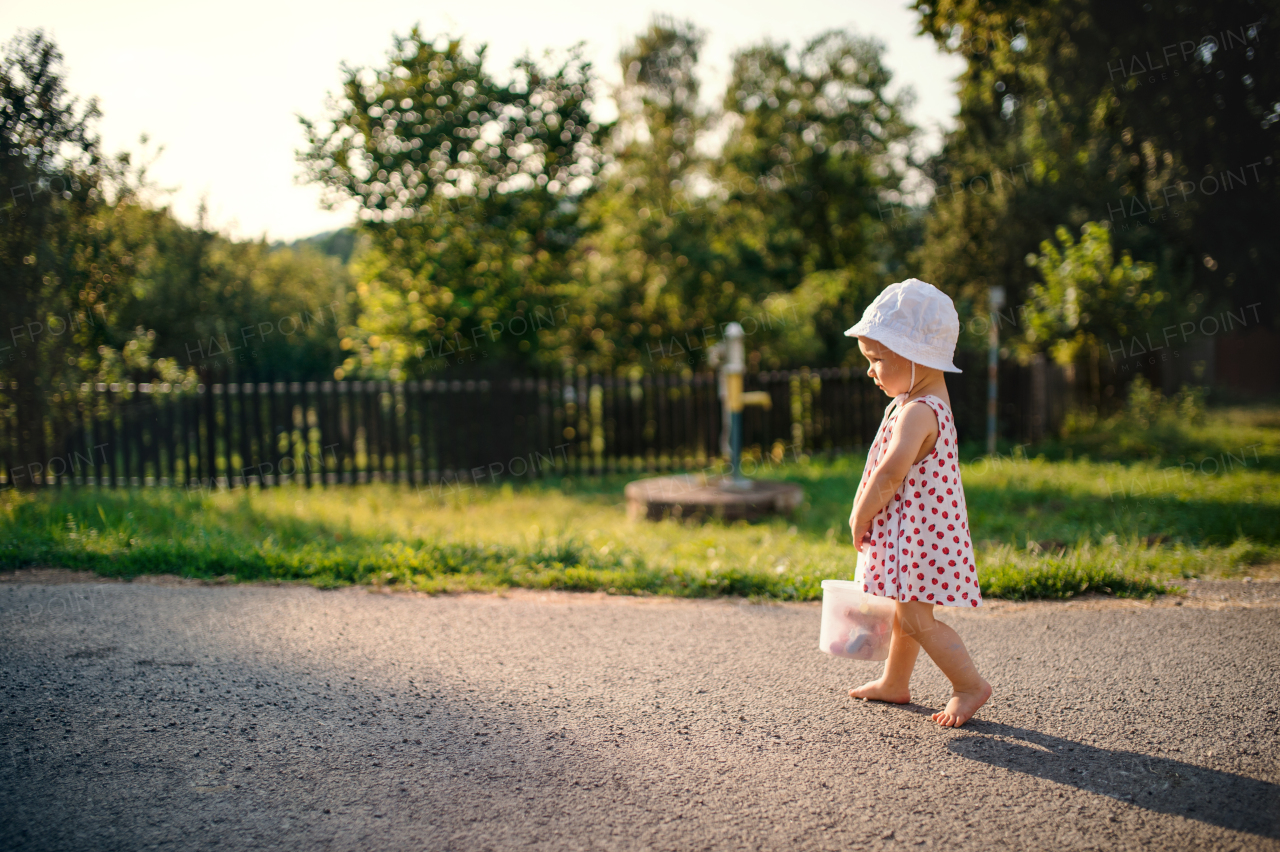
[818,579,895,661]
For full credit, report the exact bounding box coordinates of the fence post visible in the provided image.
[317,380,334,486]
[232,382,246,488]
[336,380,351,484]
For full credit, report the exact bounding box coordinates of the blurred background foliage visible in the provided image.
[915,0,1278,366]
[4,3,1277,390]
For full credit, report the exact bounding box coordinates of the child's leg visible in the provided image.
[896,601,991,727]
[848,609,922,704]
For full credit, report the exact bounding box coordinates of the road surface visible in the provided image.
[2,571,1277,851]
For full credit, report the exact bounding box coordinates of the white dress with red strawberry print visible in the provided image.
[853,394,982,607]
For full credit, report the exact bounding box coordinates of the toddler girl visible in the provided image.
[844,278,991,727]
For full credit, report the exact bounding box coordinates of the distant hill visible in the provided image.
[273,228,358,264]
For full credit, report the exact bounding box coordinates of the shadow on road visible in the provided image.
[947,721,1279,840]
[0,584,672,851]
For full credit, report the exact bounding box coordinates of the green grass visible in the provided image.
[1034,378,1280,470]
[3,402,1277,601]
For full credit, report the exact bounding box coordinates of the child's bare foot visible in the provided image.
[932,679,992,727]
[848,678,911,704]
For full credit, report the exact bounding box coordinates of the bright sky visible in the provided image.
[6,1,964,242]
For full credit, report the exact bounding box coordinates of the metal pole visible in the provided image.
[986,286,1005,456]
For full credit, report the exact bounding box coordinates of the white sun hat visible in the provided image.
[844,278,962,373]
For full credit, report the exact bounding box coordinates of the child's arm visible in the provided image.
[849,402,939,551]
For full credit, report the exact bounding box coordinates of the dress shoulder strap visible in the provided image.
[903,394,957,431]
[886,394,955,432]
[902,394,942,413]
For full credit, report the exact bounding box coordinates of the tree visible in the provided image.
[575,17,742,373]
[912,0,1279,382]
[1019,221,1161,399]
[580,21,918,372]
[717,29,919,366]
[299,29,610,377]
[109,202,351,381]
[0,31,187,483]
[1,31,353,489]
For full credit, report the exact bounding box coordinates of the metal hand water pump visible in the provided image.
[710,323,772,485]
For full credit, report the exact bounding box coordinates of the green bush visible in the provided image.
[1057,377,1209,461]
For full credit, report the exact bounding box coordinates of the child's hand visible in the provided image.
[850,513,872,552]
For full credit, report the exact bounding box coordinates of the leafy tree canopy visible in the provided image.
[913,0,1278,375]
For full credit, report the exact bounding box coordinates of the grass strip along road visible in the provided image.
[3,405,1277,602]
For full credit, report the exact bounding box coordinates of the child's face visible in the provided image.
[858,338,910,397]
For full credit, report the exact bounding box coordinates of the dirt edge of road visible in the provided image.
[3,565,1279,613]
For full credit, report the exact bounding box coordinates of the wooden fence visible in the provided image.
[1,352,1061,490]
[0,369,897,490]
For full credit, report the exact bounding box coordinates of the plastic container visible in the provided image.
[818,579,896,661]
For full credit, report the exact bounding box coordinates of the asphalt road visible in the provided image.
[1,572,1278,851]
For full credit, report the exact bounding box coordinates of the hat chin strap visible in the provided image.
[896,355,916,401]
[877,360,920,439]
